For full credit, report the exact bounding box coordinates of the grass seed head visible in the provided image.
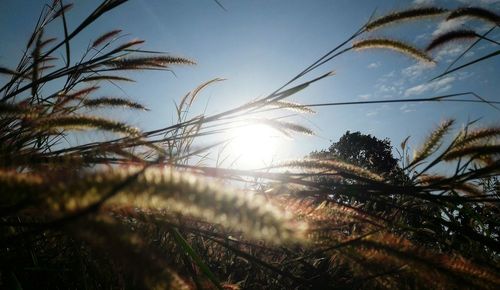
[353,38,435,64]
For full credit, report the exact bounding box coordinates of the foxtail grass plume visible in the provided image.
[426,29,478,51]
[447,7,500,25]
[455,127,500,148]
[269,100,316,114]
[365,7,447,31]
[276,159,384,182]
[105,55,195,70]
[92,29,122,47]
[56,167,308,245]
[257,119,314,137]
[353,38,435,64]
[412,119,454,165]
[34,115,140,135]
[82,75,135,83]
[83,97,147,110]
[443,144,500,161]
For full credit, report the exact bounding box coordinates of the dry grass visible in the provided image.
[1,2,499,289]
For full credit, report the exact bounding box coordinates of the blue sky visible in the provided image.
[1,0,499,166]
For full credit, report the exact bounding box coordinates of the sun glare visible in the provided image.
[226,124,282,169]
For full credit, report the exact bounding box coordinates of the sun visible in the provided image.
[226,123,282,169]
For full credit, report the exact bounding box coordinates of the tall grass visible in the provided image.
[1,1,499,289]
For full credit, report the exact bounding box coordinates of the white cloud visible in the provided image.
[402,62,434,80]
[376,83,397,93]
[365,104,392,117]
[372,70,408,99]
[367,62,381,69]
[414,32,429,43]
[400,104,417,113]
[404,76,456,96]
[376,70,396,84]
[384,71,395,78]
[413,0,435,6]
[432,18,466,37]
[433,44,471,62]
[358,94,371,100]
[457,71,475,81]
[456,0,500,5]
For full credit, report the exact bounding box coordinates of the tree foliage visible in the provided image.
[312,131,401,178]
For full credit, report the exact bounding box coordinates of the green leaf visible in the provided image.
[170,228,223,290]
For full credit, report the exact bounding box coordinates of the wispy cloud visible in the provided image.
[377,71,395,83]
[367,61,381,69]
[358,94,371,100]
[400,104,417,113]
[371,70,406,100]
[404,76,456,96]
[433,44,475,62]
[376,83,397,93]
[457,71,475,81]
[456,0,500,6]
[365,104,392,117]
[414,32,429,43]
[402,62,434,80]
[432,18,466,37]
[412,0,435,6]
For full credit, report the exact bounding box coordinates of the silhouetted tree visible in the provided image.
[310,131,408,207]
[310,131,447,247]
[310,132,499,262]
[319,131,398,175]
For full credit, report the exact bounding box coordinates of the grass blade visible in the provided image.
[59,1,70,68]
[170,228,223,290]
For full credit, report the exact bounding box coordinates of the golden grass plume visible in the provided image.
[83,97,147,110]
[426,29,478,51]
[412,119,454,165]
[365,7,447,31]
[447,7,500,25]
[276,159,384,182]
[50,167,309,245]
[33,115,140,135]
[353,38,435,63]
[92,29,122,47]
